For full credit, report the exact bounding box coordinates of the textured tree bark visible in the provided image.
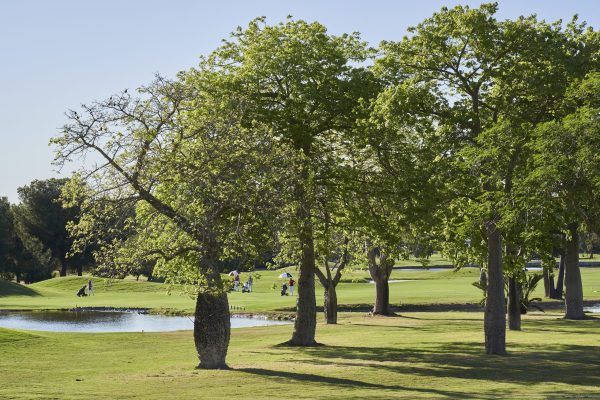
[372,276,390,315]
[547,269,556,298]
[555,253,565,299]
[194,270,231,369]
[544,264,558,299]
[479,268,487,289]
[289,234,317,344]
[564,224,585,320]
[367,246,393,315]
[323,286,338,324]
[287,168,317,345]
[484,223,506,354]
[507,276,521,330]
[315,241,347,325]
[543,270,551,298]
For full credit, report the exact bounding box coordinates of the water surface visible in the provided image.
[584,305,600,313]
[396,268,450,272]
[0,310,290,333]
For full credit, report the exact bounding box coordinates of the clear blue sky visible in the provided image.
[1,0,598,202]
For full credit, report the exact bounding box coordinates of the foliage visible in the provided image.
[53,75,290,296]
[12,178,90,277]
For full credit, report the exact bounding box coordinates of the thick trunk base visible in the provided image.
[372,278,391,315]
[564,225,584,320]
[484,224,506,355]
[324,287,338,324]
[555,255,565,299]
[194,290,231,369]
[507,276,521,331]
[288,165,318,346]
[288,260,317,346]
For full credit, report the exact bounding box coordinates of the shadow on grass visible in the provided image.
[295,340,600,388]
[0,280,39,297]
[237,367,466,398]
[275,303,484,313]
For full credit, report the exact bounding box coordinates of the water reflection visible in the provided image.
[584,305,600,313]
[0,311,290,333]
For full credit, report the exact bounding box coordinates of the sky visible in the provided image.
[0,0,598,202]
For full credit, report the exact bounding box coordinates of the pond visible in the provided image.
[395,268,450,272]
[584,305,600,313]
[0,311,290,333]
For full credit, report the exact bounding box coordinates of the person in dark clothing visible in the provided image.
[76,285,87,297]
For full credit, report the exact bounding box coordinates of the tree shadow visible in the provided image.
[294,341,600,388]
[0,280,40,297]
[236,367,467,398]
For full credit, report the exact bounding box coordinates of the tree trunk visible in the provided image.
[555,253,565,299]
[484,222,506,354]
[543,270,550,298]
[479,268,487,289]
[323,285,337,324]
[564,224,585,320]
[289,234,317,344]
[372,274,390,315]
[544,267,557,298]
[288,162,317,345]
[507,276,521,331]
[194,270,231,369]
[76,265,83,277]
[548,270,556,298]
[60,262,67,277]
[367,246,393,316]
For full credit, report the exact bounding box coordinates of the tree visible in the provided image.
[53,75,287,369]
[527,72,600,320]
[12,179,88,276]
[314,233,350,324]
[363,58,442,316]
[196,17,375,345]
[375,3,592,351]
[0,198,15,280]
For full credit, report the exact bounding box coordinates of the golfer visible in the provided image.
[247,275,253,292]
[288,278,295,296]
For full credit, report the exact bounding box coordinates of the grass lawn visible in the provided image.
[2,267,599,314]
[1,267,599,399]
[1,311,599,399]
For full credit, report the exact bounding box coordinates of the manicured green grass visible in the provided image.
[1,267,599,314]
[1,311,599,399]
[1,268,599,399]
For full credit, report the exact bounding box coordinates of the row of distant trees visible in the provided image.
[0,179,87,283]
[0,179,155,282]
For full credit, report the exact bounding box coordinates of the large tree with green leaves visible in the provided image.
[53,74,287,369]
[375,3,593,352]
[526,71,600,320]
[194,17,375,345]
